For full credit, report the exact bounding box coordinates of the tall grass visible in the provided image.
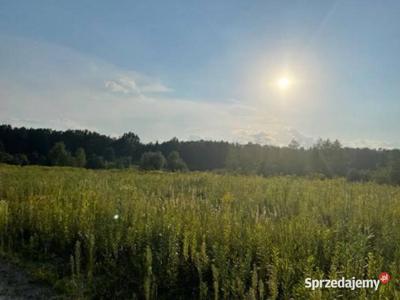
[0,164,400,299]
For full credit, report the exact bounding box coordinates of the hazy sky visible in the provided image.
[1,0,399,148]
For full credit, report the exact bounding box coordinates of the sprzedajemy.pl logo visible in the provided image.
[305,272,391,291]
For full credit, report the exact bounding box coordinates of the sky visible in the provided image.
[0,0,399,148]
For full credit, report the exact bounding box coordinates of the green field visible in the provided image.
[0,164,399,299]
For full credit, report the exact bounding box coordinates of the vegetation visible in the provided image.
[166,151,188,172]
[0,164,400,298]
[48,142,72,166]
[1,125,400,185]
[140,151,166,171]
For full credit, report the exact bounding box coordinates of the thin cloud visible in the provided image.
[105,75,172,95]
[141,82,172,93]
[105,77,140,94]
[130,71,173,93]
[1,36,397,149]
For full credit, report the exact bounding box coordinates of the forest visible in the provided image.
[0,124,399,185]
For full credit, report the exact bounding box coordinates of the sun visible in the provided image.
[277,77,291,90]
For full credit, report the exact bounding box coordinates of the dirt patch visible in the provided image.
[0,258,58,300]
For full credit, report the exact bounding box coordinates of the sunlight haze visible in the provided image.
[0,0,399,148]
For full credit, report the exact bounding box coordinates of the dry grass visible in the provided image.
[0,164,399,299]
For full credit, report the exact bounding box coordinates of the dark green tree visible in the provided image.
[115,132,141,159]
[346,169,370,182]
[166,151,188,171]
[115,157,132,168]
[140,151,166,170]
[0,152,13,164]
[48,142,71,166]
[104,147,116,162]
[13,153,29,166]
[390,151,400,185]
[75,147,87,168]
[87,154,105,169]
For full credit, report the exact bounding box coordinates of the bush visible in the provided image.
[48,142,72,166]
[140,151,166,170]
[0,152,14,164]
[390,158,400,185]
[166,151,187,171]
[114,156,132,169]
[74,148,87,168]
[13,153,29,166]
[346,169,370,182]
[370,168,391,185]
[87,154,105,169]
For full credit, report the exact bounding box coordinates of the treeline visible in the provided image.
[1,124,400,184]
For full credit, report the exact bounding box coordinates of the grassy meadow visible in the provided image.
[0,164,400,299]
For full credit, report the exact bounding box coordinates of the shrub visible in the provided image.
[0,152,13,164]
[166,151,188,171]
[48,142,72,166]
[87,154,105,169]
[74,148,87,168]
[346,169,370,182]
[139,151,166,170]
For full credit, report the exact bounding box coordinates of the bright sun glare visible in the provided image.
[277,77,290,90]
